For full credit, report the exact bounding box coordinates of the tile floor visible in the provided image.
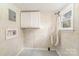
[18,49,58,56]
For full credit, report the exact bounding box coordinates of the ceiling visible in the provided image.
[15,3,68,12]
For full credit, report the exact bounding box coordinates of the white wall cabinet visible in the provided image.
[59,4,73,30]
[21,11,40,28]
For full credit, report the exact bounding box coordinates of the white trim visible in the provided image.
[24,48,56,51]
[16,48,24,56]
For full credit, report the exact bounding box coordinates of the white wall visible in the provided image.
[0,3,57,55]
[0,4,23,56]
[23,12,56,49]
[56,4,79,56]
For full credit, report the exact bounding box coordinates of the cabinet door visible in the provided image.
[31,12,40,28]
[21,12,31,28]
[21,12,40,28]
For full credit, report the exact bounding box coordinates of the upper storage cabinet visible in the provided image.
[59,4,73,30]
[21,11,40,28]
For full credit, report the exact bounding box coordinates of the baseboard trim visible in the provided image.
[24,48,56,51]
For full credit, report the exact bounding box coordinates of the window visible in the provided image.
[60,4,73,30]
